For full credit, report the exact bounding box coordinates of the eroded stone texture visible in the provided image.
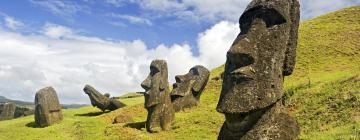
[83,85,126,112]
[14,106,35,118]
[35,87,63,127]
[171,65,210,112]
[216,0,300,139]
[0,102,16,121]
[141,60,174,133]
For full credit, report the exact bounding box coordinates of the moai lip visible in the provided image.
[83,85,126,112]
[171,65,210,112]
[216,0,301,139]
[34,87,63,127]
[141,60,175,133]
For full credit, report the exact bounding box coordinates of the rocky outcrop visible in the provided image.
[171,65,210,112]
[141,60,175,133]
[83,85,126,112]
[216,0,301,139]
[34,87,63,127]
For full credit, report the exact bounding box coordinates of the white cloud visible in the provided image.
[300,0,360,19]
[0,21,238,104]
[110,13,152,26]
[42,23,73,38]
[30,0,90,17]
[4,16,24,30]
[105,0,126,7]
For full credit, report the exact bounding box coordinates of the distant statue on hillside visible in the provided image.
[141,60,174,133]
[34,87,63,127]
[0,102,16,121]
[83,85,126,112]
[216,0,301,139]
[171,65,210,112]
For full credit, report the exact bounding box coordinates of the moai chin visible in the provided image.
[83,85,126,112]
[34,87,63,127]
[141,60,175,133]
[171,65,210,112]
[216,0,300,139]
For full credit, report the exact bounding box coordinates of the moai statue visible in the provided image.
[34,87,63,127]
[171,65,210,112]
[216,0,301,139]
[141,60,175,133]
[83,85,126,112]
[0,102,16,121]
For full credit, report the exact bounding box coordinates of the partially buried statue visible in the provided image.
[83,85,126,112]
[0,102,16,121]
[141,60,174,133]
[216,0,300,139]
[34,87,63,127]
[171,65,210,112]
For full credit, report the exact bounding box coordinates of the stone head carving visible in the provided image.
[141,60,169,108]
[141,60,174,132]
[217,0,300,114]
[216,0,300,139]
[0,102,16,121]
[83,85,126,112]
[171,65,210,112]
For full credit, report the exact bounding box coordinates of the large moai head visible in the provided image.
[0,102,16,121]
[34,87,63,127]
[83,85,126,112]
[217,0,300,114]
[141,60,169,108]
[171,65,210,111]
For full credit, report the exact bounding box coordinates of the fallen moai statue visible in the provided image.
[83,85,126,112]
[216,0,301,139]
[141,60,174,133]
[0,102,16,121]
[34,87,63,127]
[171,65,210,112]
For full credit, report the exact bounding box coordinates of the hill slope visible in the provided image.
[0,6,359,140]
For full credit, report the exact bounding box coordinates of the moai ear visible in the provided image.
[192,77,208,93]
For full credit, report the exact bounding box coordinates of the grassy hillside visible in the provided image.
[0,6,359,140]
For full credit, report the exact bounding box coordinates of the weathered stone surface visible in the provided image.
[0,102,16,121]
[141,60,174,133]
[83,85,126,112]
[34,87,63,127]
[171,65,210,112]
[113,114,133,124]
[14,106,35,118]
[216,0,300,139]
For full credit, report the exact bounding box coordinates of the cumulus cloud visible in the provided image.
[0,21,238,104]
[109,13,152,26]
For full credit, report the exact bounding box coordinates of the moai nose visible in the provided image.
[141,77,151,91]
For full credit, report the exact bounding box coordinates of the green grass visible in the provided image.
[0,6,359,140]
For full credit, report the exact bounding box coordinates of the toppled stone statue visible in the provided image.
[14,106,35,118]
[141,60,174,132]
[0,102,16,121]
[171,65,210,112]
[35,87,63,127]
[216,0,300,139]
[83,85,126,112]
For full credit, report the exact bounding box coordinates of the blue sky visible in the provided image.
[0,0,359,104]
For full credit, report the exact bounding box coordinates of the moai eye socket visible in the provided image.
[227,52,255,69]
[150,66,160,76]
[240,6,287,34]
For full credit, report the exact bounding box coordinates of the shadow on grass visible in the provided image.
[25,122,38,128]
[124,121,146,130]
[75,111,110,117]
